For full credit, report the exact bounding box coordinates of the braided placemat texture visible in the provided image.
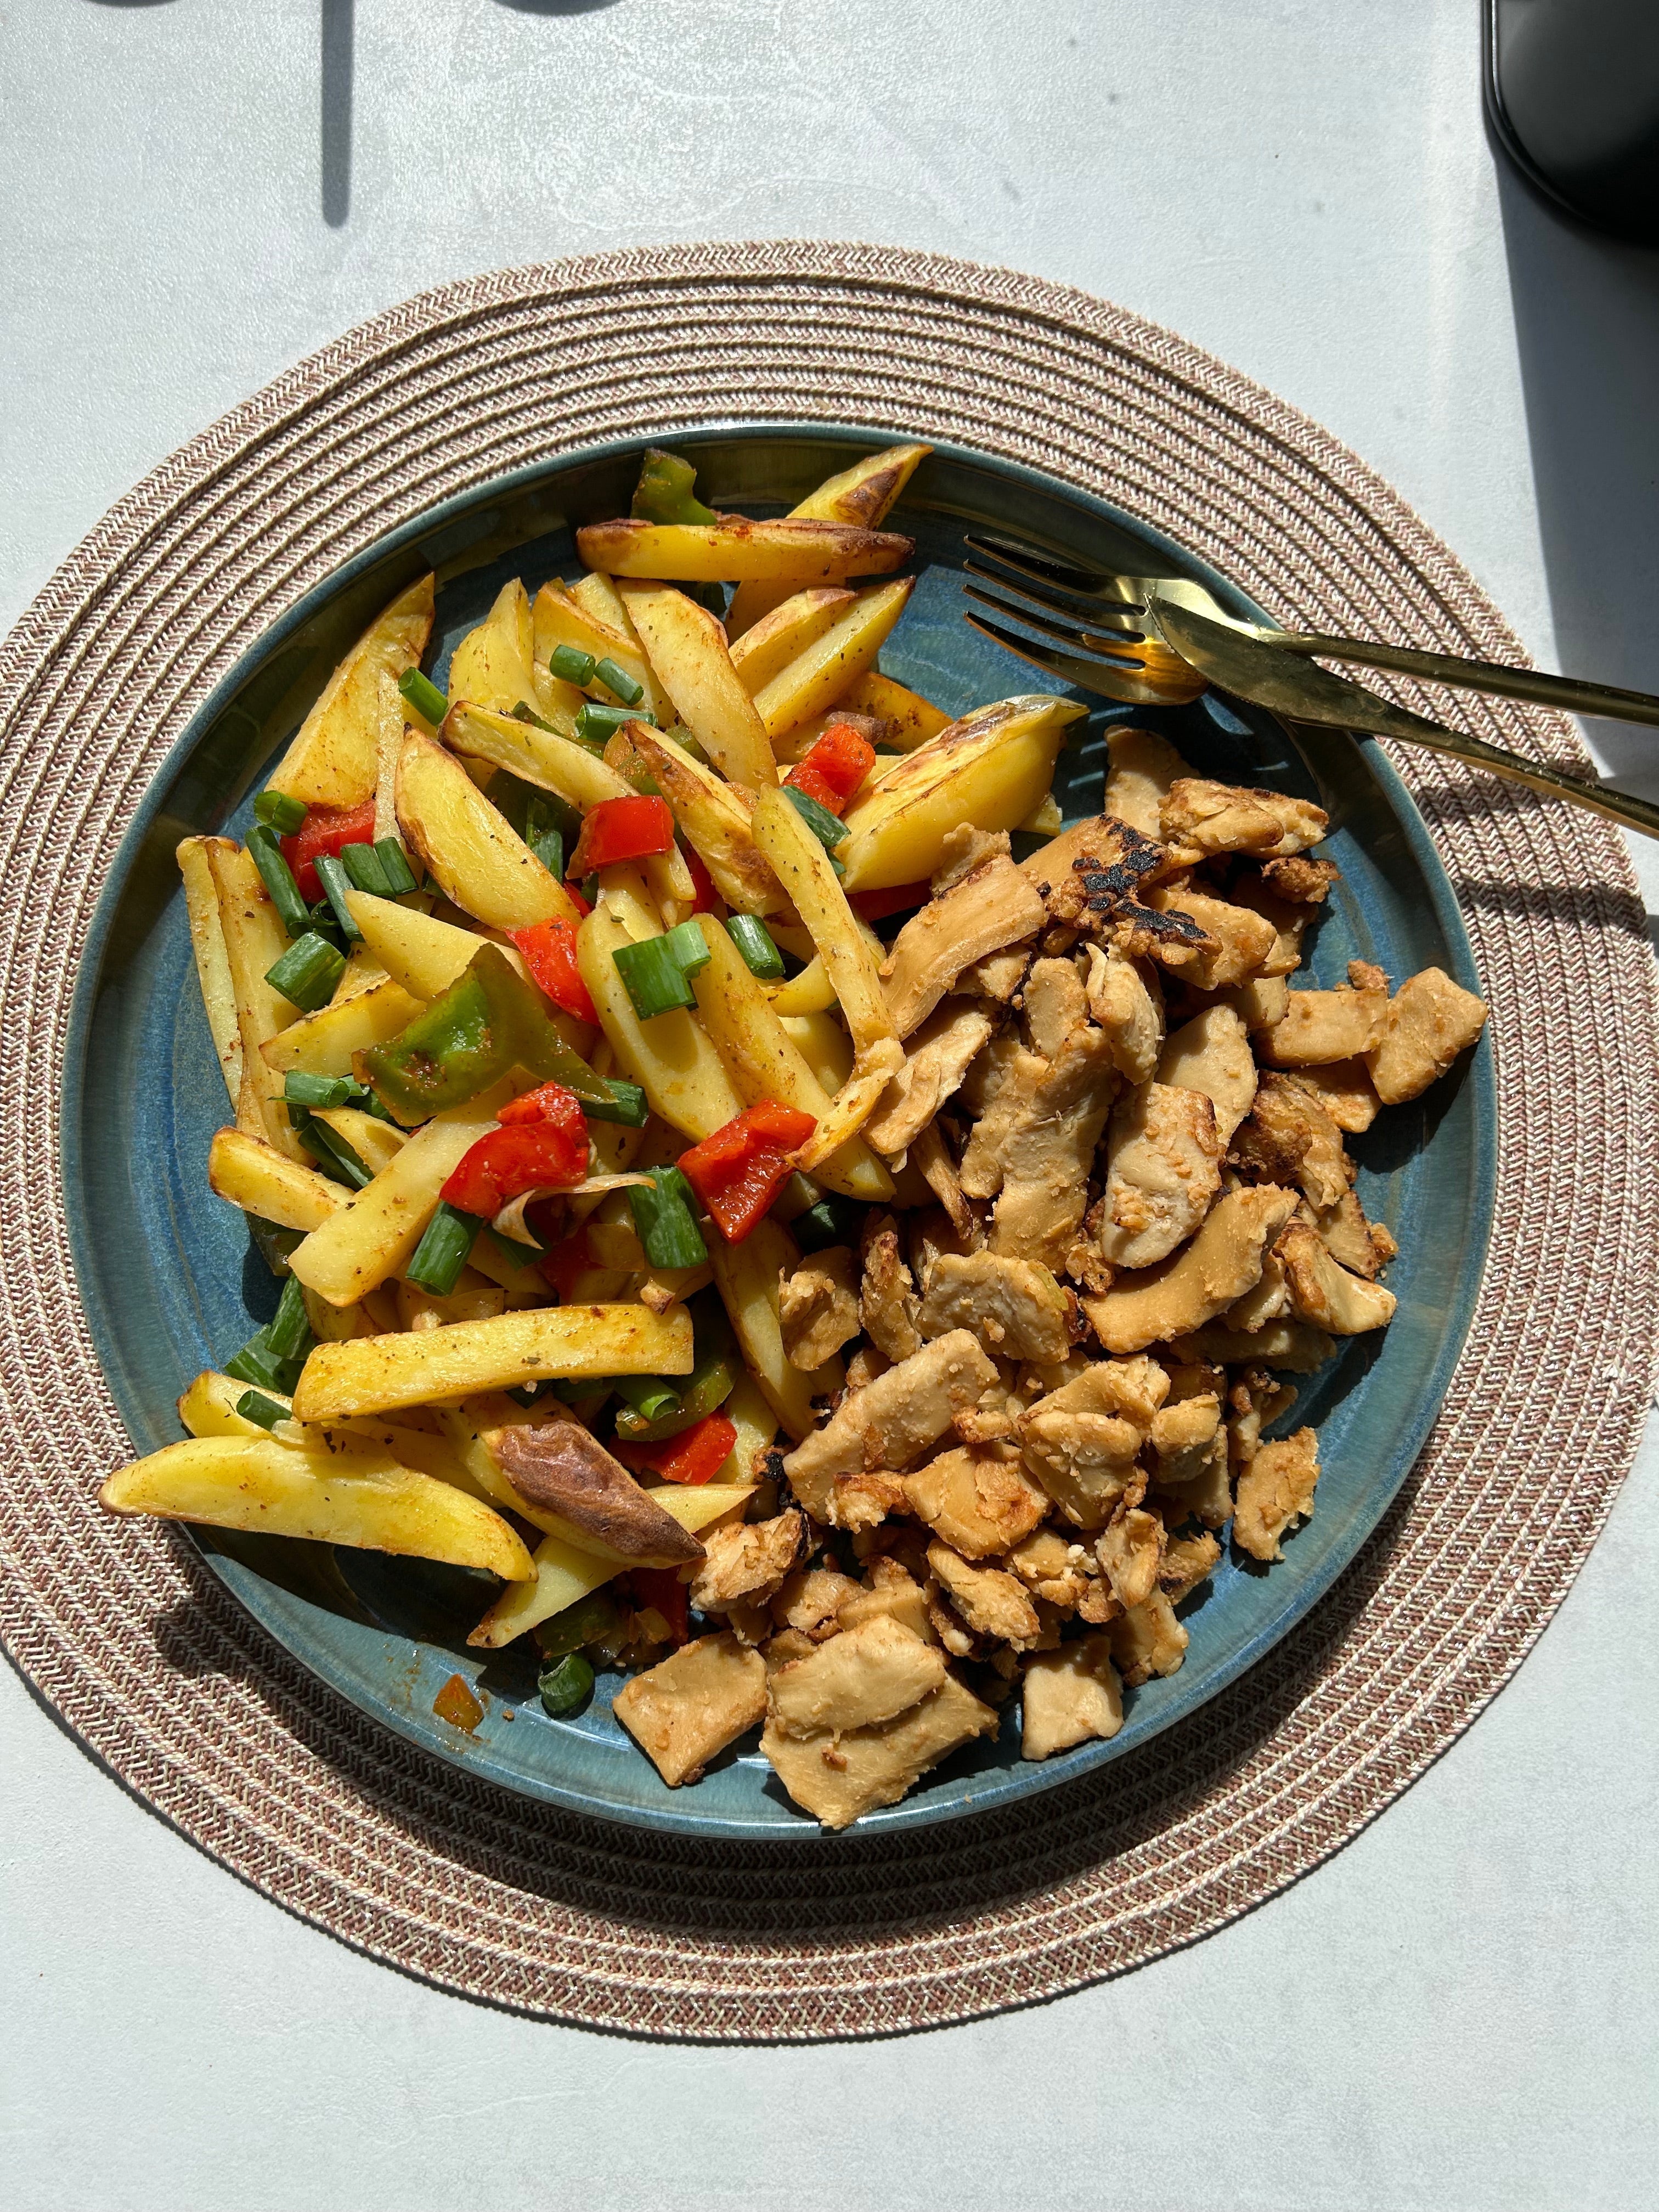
[3,244,1656,2040]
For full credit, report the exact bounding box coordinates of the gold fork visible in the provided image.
[962,533,1659,841]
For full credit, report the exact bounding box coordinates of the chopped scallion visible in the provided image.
[612,936,696,1019]
[295,1114,373,1189]
[283,1070,360,1110]
[511,699,557,733]
[628,1166,708,1271]
[663,918,712,979]
[235,1389,289,1431]
[793,1193,860,1254]
[246,825,312,940]
[783,784,850,854]
[265,1273,315,1363]
[612,1375,681,1422]
[538,1651,595,1718]
[374,837,419,895]
[312,853,365,941]
[547,644,596,686]
[398,667,448,725]
[266,933,347,1013]
[726,914,784,979]
[582,1077,648,1128]
[223,1335,294,1393]
[574,701,651,747]
[253,790,308,836]
[339,842,391,897]
[405,1201,482,1295]
[594,657,644,707]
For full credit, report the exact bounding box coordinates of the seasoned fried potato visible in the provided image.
[531,578,675,727]
[576,904,743,1142]
[729,588,854,693]
[177,837,242,1104]
[396,731,579,931]
[752,579,913,743]
[726,443,929,634]
[259,976,423,1076]
[603,723,787,917]
[710,1215,843,1442]
[204,838,302,1162]
[447,578,583,731]
[266,574,434,808]
[835,670,951,750]
[577,517,913,584]
[618,583,777,789]
[208,1127,345,1234]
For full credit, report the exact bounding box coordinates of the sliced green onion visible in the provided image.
[266,933,347,1013]
[793,1193,860,1254]
[535,1590,620,1658]
[548,644,596,686]
[528,824,563,879]
[594,657,644,707]
[628,1166,708,1271]
[582,1077,648,1128]
[235,1389,290,1431]
[613,936,696,1019]
[580,873,600,907]
[338,842,391,897]
[575,701,650,747]
[612,1375,681,1422]
[245,825,312,939]
[538,1651,595,1717]
[253,790,308,836]
[405,1202,482,1295]
[223,1334,294,1392]
[399,667,448,725]
[663,918,712,979]
[783,784,849,854]
[511,699,557,734]
[312,853,365,941]
[265,1273,315,1364]
[622,769,663,798]
[373,837,419,895]
[283,1070,360,1110]
[295,1115,372,1189]
[726,914,784,979]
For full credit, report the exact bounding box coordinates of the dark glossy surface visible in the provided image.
[63,427,1496,1835]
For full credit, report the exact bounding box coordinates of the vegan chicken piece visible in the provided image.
[781,1329,1003,1526]
[1093,1080,1224,1270]
[1155,1004,1259,1144]
[857,1211,921,1362]
[927,1541,1043,1644]
[1108,1589,1190,1685]
[777,1245,862,1370]
[902,1443,1050,1559]
[960,1022,1121,1274]
[1158,777,1329,864]
[612,1633,769,1788]
[1276,1220,1398,1334]
[1144,888,1278,989]
[1232,1427,1322,1561]
[864,1001,995,1156]
[836,1557,936,1641]
[1082,944,1165,1082]
[1229,1070,1352,1211]
[1020,1632,1125,1759]
[1366,967,1489,1103]
[772,1566,865,1640]
[767,1615,947,1740]
[1018,1354,1167,1530]
[1084,1184,1301,1356]
[916,1249,1075,1363]
[1284,1060,1382,1134]
[1007,1526,1095,1611]
[760,1672,1000,1829]
[1262,984,1388,1067]
[879,832,1046,1037]
[1096,1506,1166,1610]
[689,1510,805,1617]
[1159,1527,1223,1604]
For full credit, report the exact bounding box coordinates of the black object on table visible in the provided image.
[1485,0,1659,245]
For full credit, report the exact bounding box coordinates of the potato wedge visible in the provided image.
[204,839,303,1161]
[729,588,853,695]
[714,1369,778,1486]
[749,786,893,1054]
[726,443,929,634]
[753,579,913,743]
[259,975,422,1076]
[373,665,411,842]
[532,579,676,727]
[99,1432,532,1581]
[484,1421,706,1567]
[446,578,584,732]
[177,837,242,1104]
[837,669,951,750]
[312,1105,407,1177]
[578,517,913,584]
[618,584,776,789]
[396,731,579,931]
[766,955,838,1016]
[687,917,893,1201]
[576,904,743,1142]
[467,1485,755,1649]
[342,889,495,1000]
[778,1009,854,1097]
[287,1083,515,1307]
[567,569,633,632]
[291,1303,694,1421]
[178,1368,287,1441]
[838,695,1084,891]
[709,1215,842,1442]
[265,574,435,808]
[603,724,788,917]
[208,1127,345,1234]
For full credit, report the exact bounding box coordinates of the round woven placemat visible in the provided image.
[3,244,1656,2041]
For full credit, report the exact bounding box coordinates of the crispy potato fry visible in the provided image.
[204,839,303,1161]
[287,1082,515,1307]
[329,945,392,1004]
[618,584,777,789]
[726,443,929,634]
[259,975,423,1076]
[208,1126,345,1233]
[567,570,631,630]
[709,1215,843,1443]
[603,723,788,917]
[713,1369,778,1485]
[292,1303,694,1421]
[687,917,893,1201]
[396,731,578,931]
[729,588,854,694]
[99,1433,533,1581]
[447,578,584,732]
[778,1010,854,1097]
[578,517,913,584]
[266,574,435,808]
[766,955,838,1015]
[576,904,743,1142]
[373,666,410,843]
[837,669,951,750]
[177,1371,484,1502]
[753,579,913,743]
[177,836,244,1104]
[178,1368,287,1441]
[532,579,677,727]
[342,889,494,999]
[312,1105,407,1176]
[839,695,1084,891]
[750,786,893,1054]
[467,1483,755,1649]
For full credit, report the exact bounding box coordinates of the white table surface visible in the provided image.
[4,4,1656,2207]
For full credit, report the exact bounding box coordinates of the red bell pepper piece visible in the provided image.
[508,921,599,1025]
[496,1079,585,1128]
[441,1094,589,1214]
[681,842,719,915]
[785,721,876,814]
[676,1100,817,1243]
[850,882,930,922]
[624,1567,689,1646]
[566,794,675,878]
[616,1412,738,1488]
[280,798,379,902]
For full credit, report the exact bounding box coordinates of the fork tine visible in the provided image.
[961,558,1148,634]
[962,610,1147,702]
[962,532,1114,596]
[961,581,1150,662]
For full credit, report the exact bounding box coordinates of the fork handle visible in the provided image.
[1273,631,1659,731]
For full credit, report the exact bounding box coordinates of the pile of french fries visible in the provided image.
[102,441,1077,1687]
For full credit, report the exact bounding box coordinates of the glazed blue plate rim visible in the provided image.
[62,421,1496,1841]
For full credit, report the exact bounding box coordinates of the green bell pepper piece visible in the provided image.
[361,944,610,1123]
[630,446,716,526]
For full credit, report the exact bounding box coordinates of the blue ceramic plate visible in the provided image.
[64,428,1495,1838]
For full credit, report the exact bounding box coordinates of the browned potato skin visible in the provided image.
[485,1421,706,1568]
[575,517,914,582]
